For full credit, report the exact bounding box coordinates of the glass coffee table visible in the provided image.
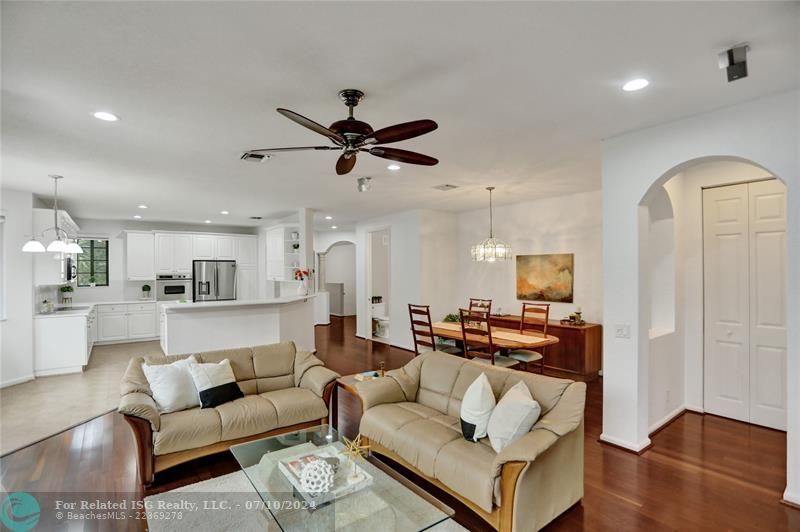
[230,424,454,531]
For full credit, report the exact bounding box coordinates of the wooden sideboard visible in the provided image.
[489,315,602,381]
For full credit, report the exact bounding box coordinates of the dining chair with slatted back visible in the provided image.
[508,302,551,372]
[468,298,493,315]
[458,308,519,368]
[408,304,461,356]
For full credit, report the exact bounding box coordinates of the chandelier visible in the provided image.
[471,186,511,262]
[22,175,83,254]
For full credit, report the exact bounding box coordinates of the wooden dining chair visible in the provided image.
[408,304,461,356]
[508,303,550,372]
[459,308,519,368]
[468,298,493,315]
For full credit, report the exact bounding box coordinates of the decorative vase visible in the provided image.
[297,280,308,296]
[299,459,335,495]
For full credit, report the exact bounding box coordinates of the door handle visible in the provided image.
[726,329,734,337]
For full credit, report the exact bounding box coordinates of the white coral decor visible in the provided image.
[300,459,335,494]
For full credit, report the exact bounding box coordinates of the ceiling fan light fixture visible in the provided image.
[471,186,512,262]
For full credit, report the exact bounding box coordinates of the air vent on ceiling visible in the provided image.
[249,216,264,220]
[241,152,271,162]
[433,184,458,191]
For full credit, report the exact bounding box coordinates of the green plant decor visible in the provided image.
[60,285,74,293]
[88,275,97,284]
[142,284,151,292]
[442,313,460,323]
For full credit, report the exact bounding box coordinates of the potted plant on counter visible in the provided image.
[59,285,74,306]
[294,269,312,296]
[141,284,152,300]
[88,275,97,287]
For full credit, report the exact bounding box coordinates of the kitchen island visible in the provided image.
[159,295,316,356]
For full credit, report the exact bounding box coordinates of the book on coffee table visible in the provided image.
[277,444,373,506]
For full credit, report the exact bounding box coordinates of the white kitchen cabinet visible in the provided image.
[265,227,286,281]
[193,235,215,260]
[236,236,258,266]
[126,231,155,280]
[215,236,236,260]
[34,315,91,376]
[128,311,157,338]
[237,266,258,300]
[155,233,193,274]
[98,312,128,341]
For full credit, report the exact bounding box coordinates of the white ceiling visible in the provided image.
[2,2,798,230]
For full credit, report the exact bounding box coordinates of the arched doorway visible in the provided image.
[322,241,356,317]
[638,158,788,435]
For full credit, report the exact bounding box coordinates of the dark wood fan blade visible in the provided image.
[336,153,357,175]
[246,146,339,154]
[276,108,344,145]
[367,147,438,166]
[364,119,438,145]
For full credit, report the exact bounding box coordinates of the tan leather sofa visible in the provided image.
[118,341,339,487]
[355,351,586,532]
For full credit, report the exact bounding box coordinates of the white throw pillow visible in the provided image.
[187,358,244,408]
[487,381,541,453]
[141,356,199,413]
[460,373,496,442]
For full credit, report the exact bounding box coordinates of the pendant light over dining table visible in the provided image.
[21,175,83,254]
[471,186,512,262]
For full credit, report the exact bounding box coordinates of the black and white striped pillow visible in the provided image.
[187,359,243,408]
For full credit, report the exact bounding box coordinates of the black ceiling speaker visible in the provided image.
[718,43,750,82]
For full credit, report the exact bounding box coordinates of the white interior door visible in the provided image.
[703,183,750,423]
[747,180,787,430]
[703,179,786,430]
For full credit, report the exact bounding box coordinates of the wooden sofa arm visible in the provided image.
[122,413,155,488]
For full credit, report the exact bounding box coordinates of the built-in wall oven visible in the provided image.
[156,274,193,301]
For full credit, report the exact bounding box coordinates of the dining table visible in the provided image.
[431,321,560,350]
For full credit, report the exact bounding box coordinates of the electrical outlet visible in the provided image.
[614,324,631,339]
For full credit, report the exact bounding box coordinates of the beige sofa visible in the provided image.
[118,341,339,487]
[355,351,586,532]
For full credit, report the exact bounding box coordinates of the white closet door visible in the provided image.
[748,180,787,430]
[703,183,750,423]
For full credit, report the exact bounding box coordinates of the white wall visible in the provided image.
[356,211,422,350]
[0,189,35,387]
[454,190,603,322]
[72,218,255,303]
[369,229,390,312]
[325,242,356,316]
[314,231,356,252]
[420,210,458,323]
[601,90,799,504]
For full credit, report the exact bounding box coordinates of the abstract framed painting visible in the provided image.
[516,253,574,303]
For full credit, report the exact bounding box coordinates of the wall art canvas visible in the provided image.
[516,253,574,303]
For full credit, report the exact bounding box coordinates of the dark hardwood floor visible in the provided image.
[1,316,797,531]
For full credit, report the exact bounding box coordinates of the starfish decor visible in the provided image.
[341,434,370,478]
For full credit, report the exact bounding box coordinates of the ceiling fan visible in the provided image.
[242,89,439,175]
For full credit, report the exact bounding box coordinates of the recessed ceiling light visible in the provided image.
[220,210,229,215]
[93,111,119,122]
[622,78,649,92]
[324,216,333,220]
[204,220,212,224]
[133,215,142,219]
[387,164,401,171]
[331,226,338,229]
[137,204,148,209]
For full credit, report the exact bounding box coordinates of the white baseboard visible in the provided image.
[649,404,686,434]
[685,404,705,414]
[599,433,652,453]
[35,366,83,377]
[94,336,159,346]
[0,374,35,389]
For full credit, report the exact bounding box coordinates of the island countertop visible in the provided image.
[159,294,316,312]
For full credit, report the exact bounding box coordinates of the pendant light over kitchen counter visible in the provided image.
[22,175,83,254]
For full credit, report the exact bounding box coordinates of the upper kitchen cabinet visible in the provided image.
[155,233,193,274]
[192,234,239,261]
[236,236,258,266]
[125,231,155,280]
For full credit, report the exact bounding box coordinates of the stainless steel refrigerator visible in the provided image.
[193,260,237,302]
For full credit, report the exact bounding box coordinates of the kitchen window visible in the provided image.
[77,239,109,287]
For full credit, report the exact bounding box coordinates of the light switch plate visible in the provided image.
[615,324,631,339]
